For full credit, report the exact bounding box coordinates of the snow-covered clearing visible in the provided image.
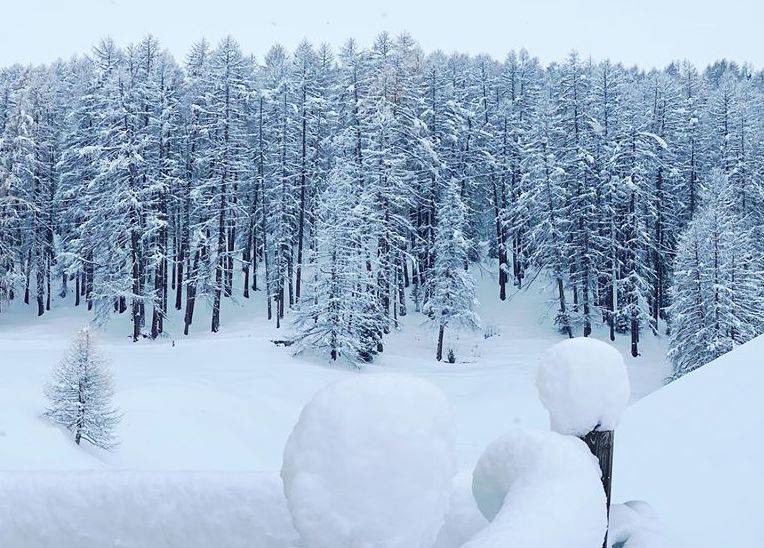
[3,269,761,547]
[0,270,668,473]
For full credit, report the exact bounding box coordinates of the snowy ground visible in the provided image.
[0,268,669,474]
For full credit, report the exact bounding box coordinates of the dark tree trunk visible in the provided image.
[436,324,445,362]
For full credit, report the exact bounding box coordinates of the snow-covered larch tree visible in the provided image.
[668,169,764,379]
[424,178,479,361]
[43,327,120,449]
[293,159,383,365]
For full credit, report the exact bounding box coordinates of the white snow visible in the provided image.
[614,334,764,548]
[468,427,607,548]
[0,273,671,547]
[608,501,667,548]
[431,473,487,548]
[281,374,456,548]
[536,337,631,436]
[0,471,297,548]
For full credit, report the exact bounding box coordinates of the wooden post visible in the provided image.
[581,429,614,548]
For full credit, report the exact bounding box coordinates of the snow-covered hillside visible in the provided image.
[614,335,764,548]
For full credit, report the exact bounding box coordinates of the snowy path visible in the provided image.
[0,270,669,473]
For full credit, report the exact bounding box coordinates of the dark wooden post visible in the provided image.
[581,429,614,548]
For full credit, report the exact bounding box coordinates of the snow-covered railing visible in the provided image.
[0,471,297,548]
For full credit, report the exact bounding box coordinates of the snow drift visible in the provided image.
[614,335,764,548]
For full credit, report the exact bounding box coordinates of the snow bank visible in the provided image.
[0,471,297,548]
[536,337,630,436]
[614,335,764,548]
[466,428,606,548]
[281,374,456,548]
[431,473,487,548]
[608,501,666,548]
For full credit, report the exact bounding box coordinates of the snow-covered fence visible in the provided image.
[537,337,631,548]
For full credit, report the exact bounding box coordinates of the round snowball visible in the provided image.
[536,337,630,436]
[281,374,457,548]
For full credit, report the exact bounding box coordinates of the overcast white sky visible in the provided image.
[2,0,761,69]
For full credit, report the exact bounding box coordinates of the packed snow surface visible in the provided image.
[281,374,457,548]
[0,471,297,548]
[536,337,630,435]
[607,501,666,548]
[468,427,606,548]
[614,335,764,548]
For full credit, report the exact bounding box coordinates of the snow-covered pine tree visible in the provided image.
[293,159,384,365]
[668,169,764,378]
[0,68,36,310]
[524,90,572,337]
[43,327,120,449]
[362,33,417,330]
[424,178,479,361]
[180,39,212,335]
[193,36,249,333]
[553,52,598,337]
[261,44,299,328]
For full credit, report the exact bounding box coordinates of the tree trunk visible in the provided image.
[436,324,445,361]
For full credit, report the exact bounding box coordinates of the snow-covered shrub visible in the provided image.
[536,337,630,436]
[467,428,607,548]
[281,374,456,548]
[482,323,501,339]
[43,327,120,449]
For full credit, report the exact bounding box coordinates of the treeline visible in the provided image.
[0,34,762,369]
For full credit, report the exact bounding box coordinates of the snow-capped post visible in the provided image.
[536,338,630,548]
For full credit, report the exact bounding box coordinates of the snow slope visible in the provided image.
[614,335,764,548]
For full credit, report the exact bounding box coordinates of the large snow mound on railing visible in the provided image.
[0,471,297,548]
[614,335,764,548]
[536,337,630,436]
[281,374,457,548]
[467,428,606,548]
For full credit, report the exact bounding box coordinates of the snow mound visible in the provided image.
[0,471,297,548]
[536,337,630,435]
[614,335,764,548]
[467,428,606,548]
[281,374,457,548]
[431,473,487,548]
[608,501,667,548]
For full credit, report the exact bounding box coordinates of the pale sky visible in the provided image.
[2,0,762,69]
